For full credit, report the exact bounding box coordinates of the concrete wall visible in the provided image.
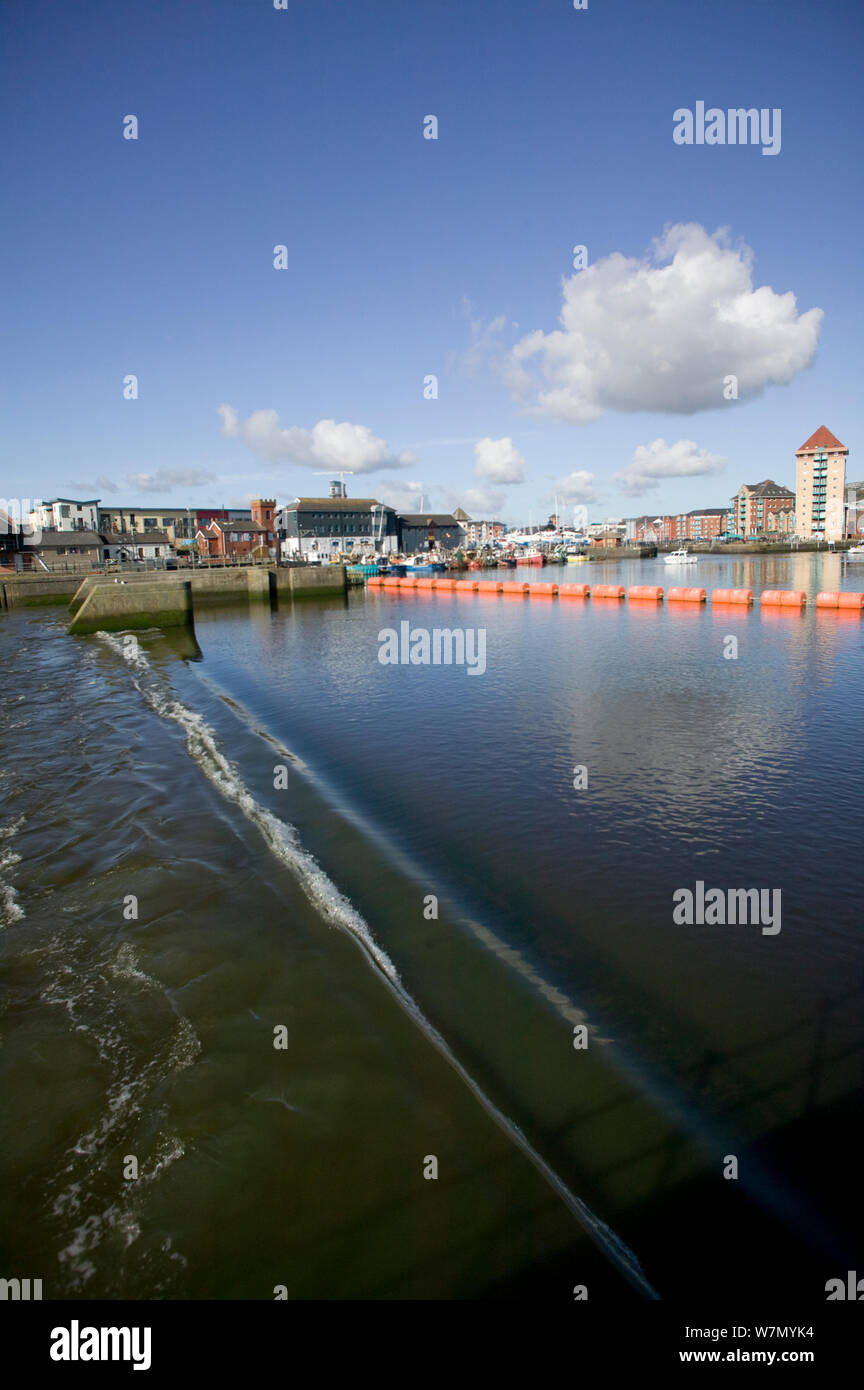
[2,574,83,608]
[273,565,347,598]
[68,581,193,634]
[190,567,271,603]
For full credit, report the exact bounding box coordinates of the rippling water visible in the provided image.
[1,551,862,1299]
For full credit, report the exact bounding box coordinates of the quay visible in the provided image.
[0,565,348,632]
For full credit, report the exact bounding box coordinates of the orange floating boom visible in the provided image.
[592,584,625,599]
[499,581,530,595]
[816,591,864,609]
[474,580,504,593]
[528,582,559,596]
[761,589,806,607]
[711,588,754,604]
[667,586,706,602]
[558,583,590,598]
[628,585,664,601]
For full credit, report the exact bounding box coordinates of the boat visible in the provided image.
[664,549,698,564]
[566,553,588,564]
[846,544,864,558]
[516,549,544,566]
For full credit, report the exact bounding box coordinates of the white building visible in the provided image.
[29,498,101,534]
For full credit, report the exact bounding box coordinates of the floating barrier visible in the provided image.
[529,582,559,596]
[397,576,419,588]
[412,576,438,589]
[558,583,590,598]
[380,576,403,588]
[711,588,754,605]
[455,579,479,592]
[499,581,530,595]
[761,589,806,607]
[367,575,385,587]
[667,586,706,603]
[433,578,459,590]
[592,584,625,600]
[628,585,664,602]
[474,580,503,593]
[816,591,864,610]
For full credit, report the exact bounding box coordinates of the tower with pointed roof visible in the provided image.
[795,427,848,540]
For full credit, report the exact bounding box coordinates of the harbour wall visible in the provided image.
[68,580,194,634]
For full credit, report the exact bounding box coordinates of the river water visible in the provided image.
[1,551,862,1300]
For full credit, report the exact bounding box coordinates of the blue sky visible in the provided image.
[2,0,862,524]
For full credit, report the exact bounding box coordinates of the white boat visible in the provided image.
[664,549,698,564]
[846,544,864,558]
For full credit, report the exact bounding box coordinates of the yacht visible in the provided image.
[664,548,698,565]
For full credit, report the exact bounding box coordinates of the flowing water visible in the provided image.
[1,551,862,1300]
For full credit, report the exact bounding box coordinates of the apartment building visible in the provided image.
[794,427,848,540]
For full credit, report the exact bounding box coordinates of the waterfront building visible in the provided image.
[398,514,462,553]
[278,490,399,559]
[102,531,176,563]
[727,480,796,538]
[794,427,848,540]
[30,498,100,533]
[686,507,727,540]
[24,530,104,570]
[464,519,507,545]
[197,498,277,562]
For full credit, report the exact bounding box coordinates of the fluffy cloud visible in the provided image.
[376,480,428,513]
[473,436,525,484]
[506,224,822,421]
[615,438,725,496]
[218,406,415,473]
[551,470,598,506]
[460,486,506,517]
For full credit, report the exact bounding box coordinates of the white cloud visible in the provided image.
[459,486,506,517]
[615,438,726,496]
[473,436,525,484]
[551,470,599,506]
[218,406,415,473]
[376,480,429,513]
[505,224,823,421]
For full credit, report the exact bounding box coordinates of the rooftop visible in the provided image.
[797,426,847,453]
[282,497,394,512]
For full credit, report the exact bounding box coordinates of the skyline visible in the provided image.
[2,0,862,523]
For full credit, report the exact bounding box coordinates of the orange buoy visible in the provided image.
[398,576,419,588]
[761,589,806,607]
[628,585,663,601]
[667,586,706,602]
[592,584,625,599]
[412,576,438,589]
[500,580,530,595]
[558,583,590,598]
[711,588,753,605]
[455,579,479,592]
[818,590,864,610]
[474,580,503,593]
[381,576,403,587]
[528,582,559,596]
[434,578,459,590]
[367,575,385,586]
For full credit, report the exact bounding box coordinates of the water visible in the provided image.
[1,551,862,1300]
